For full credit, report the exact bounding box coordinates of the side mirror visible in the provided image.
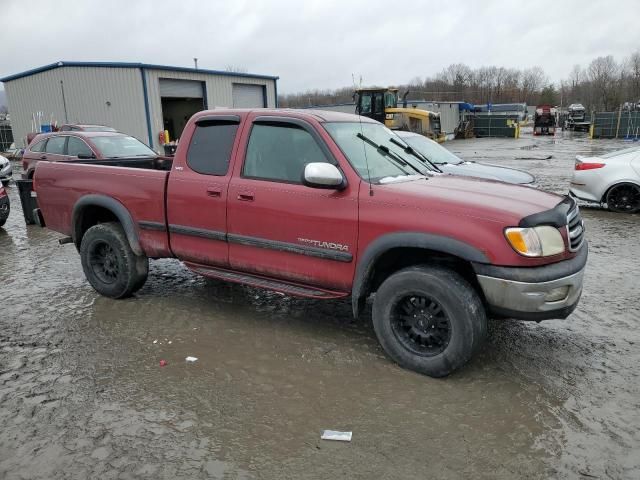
[303,163,345,190]
[77,153,96,159]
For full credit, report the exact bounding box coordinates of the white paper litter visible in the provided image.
[321,430,352,442]
[153,340,158,344]
[185,356,198,362]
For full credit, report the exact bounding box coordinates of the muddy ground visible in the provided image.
[1,130,639,479]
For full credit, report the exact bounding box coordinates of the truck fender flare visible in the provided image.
[351,232,490,318]
[72,194,143,256]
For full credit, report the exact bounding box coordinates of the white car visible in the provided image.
[0,154,12,185]
[570,146,640,213]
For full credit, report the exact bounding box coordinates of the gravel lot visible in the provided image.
[1,129,638,479]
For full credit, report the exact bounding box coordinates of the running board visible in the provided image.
[186,263,349,299]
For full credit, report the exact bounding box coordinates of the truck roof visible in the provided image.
[191,108,378,124]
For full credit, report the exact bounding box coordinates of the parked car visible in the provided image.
[570,146,640,213]
[395,131,535,184]
[33,109,587,378]
[0,154,12,185]
[58,124,117,132]
[22,131,158,178]
[0,184,9,227]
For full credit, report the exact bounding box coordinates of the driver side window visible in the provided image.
[242,123,329,184]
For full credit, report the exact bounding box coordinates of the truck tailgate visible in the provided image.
[35,161,171,258]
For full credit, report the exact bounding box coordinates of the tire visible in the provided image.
[372,265,486,378]
[80,222,148,298]
[605,183,640,213]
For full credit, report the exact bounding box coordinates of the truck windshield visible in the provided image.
[91,136,156,158]
[400,134,463,165]
[324,122,434,183]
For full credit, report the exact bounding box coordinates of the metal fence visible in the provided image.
[0,124,14,151]
[470,114,520,138]
[591,111,640,139]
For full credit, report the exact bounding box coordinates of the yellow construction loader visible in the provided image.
[354,87,446,142]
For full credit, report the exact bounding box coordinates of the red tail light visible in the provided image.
[575,161,605,171]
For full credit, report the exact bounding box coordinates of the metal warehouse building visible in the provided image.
[0,61,278,150]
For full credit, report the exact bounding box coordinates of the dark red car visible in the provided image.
[32,109,587,377]
[22,131,157,178]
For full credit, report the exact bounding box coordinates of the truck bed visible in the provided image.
[35,160,172,258]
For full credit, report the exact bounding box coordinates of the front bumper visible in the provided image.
[473,243,588,321]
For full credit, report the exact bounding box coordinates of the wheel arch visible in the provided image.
[72,195,143,256]
[352,232,490,318]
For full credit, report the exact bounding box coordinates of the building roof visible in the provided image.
[0,61,279,83]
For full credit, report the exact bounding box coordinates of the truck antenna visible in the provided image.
[352,74,373,196]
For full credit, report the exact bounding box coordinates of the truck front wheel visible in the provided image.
[372,265,486,377]
[80,222,149,298]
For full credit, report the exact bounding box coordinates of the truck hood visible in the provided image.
[378,175,563,225]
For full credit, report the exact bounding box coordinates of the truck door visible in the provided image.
[226,115,358,291]
[166,115,242,266]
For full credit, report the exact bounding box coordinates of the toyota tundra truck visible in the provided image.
[32,109,588,377]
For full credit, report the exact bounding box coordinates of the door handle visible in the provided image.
[237,192,254,202]
[40,155,47,160]
[206,186,222,197]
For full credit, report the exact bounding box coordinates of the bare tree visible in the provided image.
[279,54,640,110]
[521,67,547,104]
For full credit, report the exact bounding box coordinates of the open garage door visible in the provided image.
[232,83,266,108]
[159,79,206,144]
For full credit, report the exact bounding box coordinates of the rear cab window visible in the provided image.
[187,119,240,175]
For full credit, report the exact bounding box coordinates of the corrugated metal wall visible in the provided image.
[144,69,276,150]
[4,66,147,147]
[4,65,277,150]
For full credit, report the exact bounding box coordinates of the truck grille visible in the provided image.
[567,204,585,251]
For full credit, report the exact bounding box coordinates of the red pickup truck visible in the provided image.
[33,109,587,377]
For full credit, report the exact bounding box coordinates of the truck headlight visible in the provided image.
[505,226,565,257]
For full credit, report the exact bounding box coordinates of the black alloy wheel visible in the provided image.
[606,183,640,213]
[391,294,451,356]
[89,241,120,284]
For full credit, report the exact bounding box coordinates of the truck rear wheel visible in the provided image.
[80,222,149,298]
[372,265,486,378]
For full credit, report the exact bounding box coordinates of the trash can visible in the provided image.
[16,179,39,225]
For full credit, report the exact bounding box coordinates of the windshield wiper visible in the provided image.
[389,137,442,173]
[356,132,423,175]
